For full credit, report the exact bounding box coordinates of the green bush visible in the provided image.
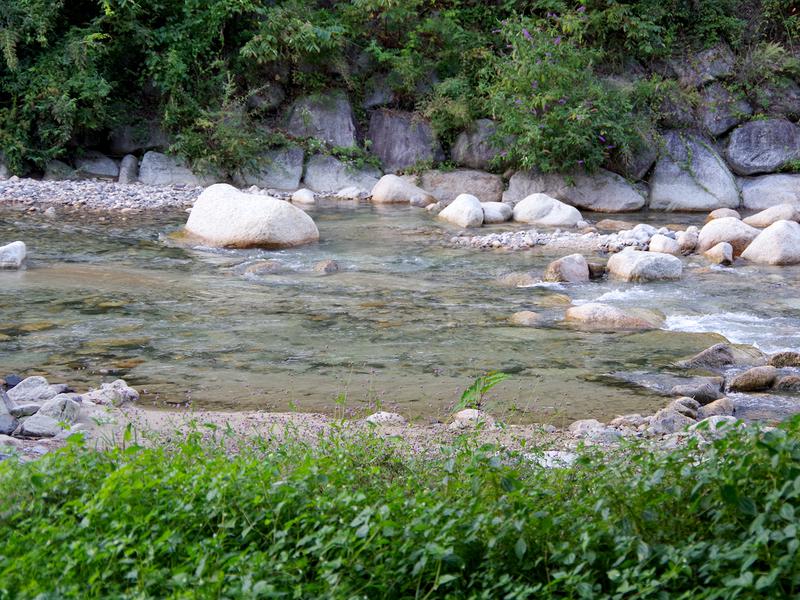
[1,417,799,598]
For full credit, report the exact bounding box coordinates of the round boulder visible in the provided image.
[543,254,589,283]
[185,184,319,249]
[437,194,484,228]
[706,208,741,222]
[648,234,680,256]
[697,217,760,257]
[512,193,583,227]
[740,220,800,265]
[703,242,734,265]
[742,203,800,229]
[481,202,512,224]
[371,174,435,206]
[607,249,682,282]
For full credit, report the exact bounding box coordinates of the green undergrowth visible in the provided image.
[1,417,799,599]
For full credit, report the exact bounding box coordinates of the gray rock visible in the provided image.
[139,151,217,187]
[233,146,304,190]
[543,254,589,283]
[698,83,752,137]
[669,44,735,88]
[0,155,9,180]
[753,77,800,119]
[38,394,81,422]
[109,123,171,155]
[677,343,766,371]
[774,375,800,391]
[0,414,17,435]
[649,131,739,211]
[697,217,760,256]
[568,419,621,443]
[740,174,800,211]
[650,407,696,435]
[362,75,395,109]
[689,415,743,437]
[437,194,484,228]
[670,380,724,404]
[741,220,800,265]
[451,119,502,170]
[481,202,512,224]
[0,241,26,269]
[698,397,734,419]
[9,403,41,417]
[726,119,800,176]
[43,160,78,181]
[75,151,119,180]
[246,83,285,112]
[509,311,541,326]
[7,376,62,404]
[83,379,139,406]
[564,302,663,331]
[118,154,138,184]
[607,248,682,282]
[419,169,504,204]
[313,259,339,274]
[502,169,645,212]
[303,154,382,193]
[285,91,357,148]
[19,413,62,437]
[667,397,701,420]
[605,127,658,180]
[367,110,444,173]
[729,366,778,392]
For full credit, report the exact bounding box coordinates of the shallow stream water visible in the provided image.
[1,203,798,424]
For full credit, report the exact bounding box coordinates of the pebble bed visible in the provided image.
[0,177,203,211]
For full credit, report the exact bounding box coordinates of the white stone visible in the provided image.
[740,174,800,210]
[370,174,435,206]
[363,411,407,426]
[291,189,315,204]
[83,379,139,406]
[0,241,26,269]
[742,204,800,228]
[38,394,81,422]
[740,220,800,265]
[438,194,484,228]
[697,217,760,256]
[185,184,319,248]
[7,377,61,404]
[607,249,682,282]
[449,409,496,430]
[703,242,734,265]
[648,234,681,255]
[512,193,583,227]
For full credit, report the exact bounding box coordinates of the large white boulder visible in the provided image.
[185,184,319,248]
[742,204,800,228]
[371,174,435,206]
[607,249,682,282]
[512,194,583,227]
[741,220,800,265]
[437,194,484,228]
[0,241,26,269]
[697,217,760,256]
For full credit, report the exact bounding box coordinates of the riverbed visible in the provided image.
[1,202,799,424]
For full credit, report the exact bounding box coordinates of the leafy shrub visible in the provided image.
[1,417,799,598]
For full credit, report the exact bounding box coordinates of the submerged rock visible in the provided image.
[313,259,339,274]
[185,184,319,249]
[564,303,663,331]
[677,343,766,371]
[509,311,541,326]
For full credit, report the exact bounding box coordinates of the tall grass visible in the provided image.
[1,418,799,599]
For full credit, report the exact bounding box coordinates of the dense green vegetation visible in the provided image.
[0,1,798,174]
[1,418,799,598]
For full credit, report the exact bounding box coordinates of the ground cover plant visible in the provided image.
[1,417,798,598]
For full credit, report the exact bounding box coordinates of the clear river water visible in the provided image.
[1,203,799,424]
